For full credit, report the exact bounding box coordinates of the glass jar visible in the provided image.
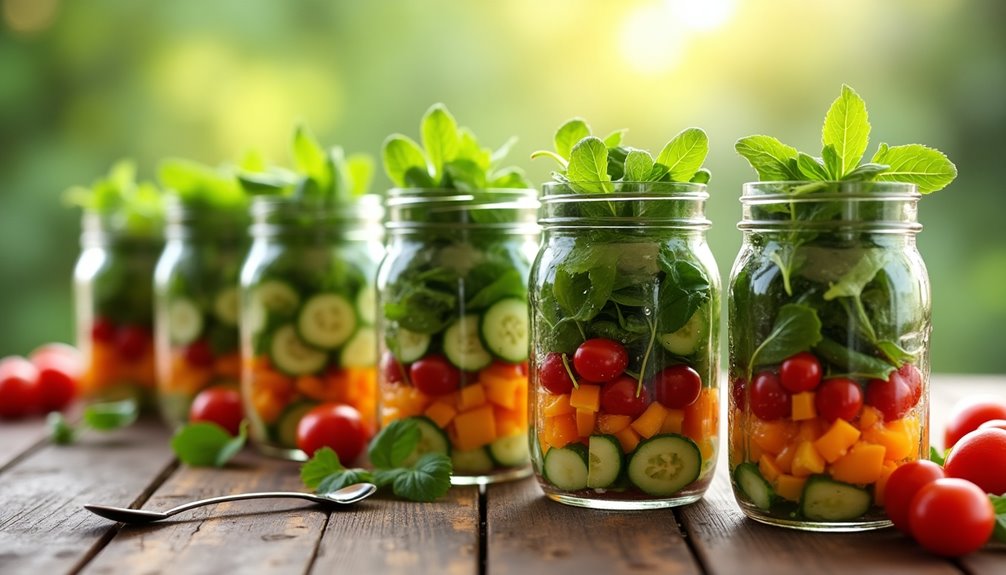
[728,181,930,531]
[241,196,384,460]
[74,212,162,407]
[154,200,248,427]
[377,188,539,484]
[529,182,720,509]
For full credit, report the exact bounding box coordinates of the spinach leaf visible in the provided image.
[467,269,526,309]
[814,337,896,380]
[554,264,615,322]
[749,303,822,372]
[823,249,890,300]
[656,257,711,333]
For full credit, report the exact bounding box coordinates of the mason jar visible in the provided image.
[529,182,720,509]
[377,188,539,484]
[74,212,162,407]
[241,196,384,460]
[154,200,248,427]
[728,181,930,531]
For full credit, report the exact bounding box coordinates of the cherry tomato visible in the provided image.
[749,371,790,421]
[978,419,1006,432]
[897,363,924,406]
[183,340,215,368]
[29,344,82,412]
[409,355,461,396]
[0,356,41,418]
[883,460,945,533]
[654,364,702,409]
[730,377,747,410]
[943,428,1006,496]
[188,387,244,436]
[115,325,151,359]
[91,317,117,343]
[908,478,995,557]
[296,403,368,462]
[866,371,916,421]
[779,352,822,393]
[600,375,649,418]
[538,352,575,395]
[815,377,863,423]
[573,339,628,383]
[944,395,1006,449]
[380,351,406,385]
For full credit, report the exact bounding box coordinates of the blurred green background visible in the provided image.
[1,0,1004,373]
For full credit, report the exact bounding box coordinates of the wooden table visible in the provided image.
[1,375,1003,575]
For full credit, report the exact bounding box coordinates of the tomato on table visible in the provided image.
[0,356,41,418]
[944,395,1006,448]
[189,387,244,436]
[815,377,863,422]
[907,478,995,557]
[943,427,1006,496]
[296,403,368,462]
[29,343,82,412]
[573,338,628,383]
[409,355,461,396]
[749,371,790,421]
[538,352,575,395]
[654,364,702,409]
[882,459,944,533]
[600,375,649,418]
[779,352,821,393]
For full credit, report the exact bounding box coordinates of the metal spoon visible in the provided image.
[84,482,377,524]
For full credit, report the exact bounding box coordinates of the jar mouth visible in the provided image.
[542,181,708,197]
[386,188,539,208]
[384,188,540,231]
[539,183,710,230]
[741,181,920,201]
[249,194,384,238]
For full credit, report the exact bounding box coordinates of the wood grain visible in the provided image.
[0,418,175,574]
[311,484,480,575]
[0,417,48,471]
[486,477,702,575]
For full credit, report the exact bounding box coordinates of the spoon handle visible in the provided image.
[164,492,324,517]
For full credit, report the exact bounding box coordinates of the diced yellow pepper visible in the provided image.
[683,387,718,442]
[458,383,487,411]
[752,419,797,455]
[569,384,601,412]
[614,426,641,453]
[863,419,913,462]
[791,391,817,421]
[791,440,826,477]
[830,441,887,485]
[494,406,522,438]
[424,401,457,428]
[484,374,521,409]
[759,454,782,482]
[796,418,826,441]
[775,442,797,474]
[813,419,861,463]
[545,413,579,449]
[631,401,669,439]
[873,461,899,506]
[597,414,632,434]
[774,474,808,502]
[543,393,575,417]
[858,405,883,430]
[661,409,685,434]
[576,408,596,437]
[453,405,497,451]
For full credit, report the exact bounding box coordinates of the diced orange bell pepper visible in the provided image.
[545,413,579,449]
[213,353,242,380]
[791,392,817,421]
[683,387,718,443]
[751,419,797,455]
[424,401,457,429]
[494,406,523,438]
[453,404,497,451]
[458,383,487,411]
[774,474,807,502]
[543,393,575,417]
[791,441,826,477]
[484,374,521,409]
[569,384,601,412]
[775,442,798,474]
[661,408,685,434]
[813,419,861,463]
[862,419,913,462]
[759,454,783,482]
[597,414,632,434]
[858,405,883,430]
[631,401,669,439]
[829,441,887,485]
[576,408,596,437]
[614,425,641,453]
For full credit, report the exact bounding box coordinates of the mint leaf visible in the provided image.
[345,154,375,198]
[567,137,613,194]
[292,124,332,192]
[48,412,76,444]
[171,422,244,467]
[83,399,139,430]
[735,135,800,181]
[842,162,889,182]
[317,469,374,494]
[750,303,823,371]
[871,143,958,193]
[929,445,947,466]
[456,127,492,171]
[301,447,345,489]
[373,467,409,488]
[382,134,429,187]
[822,145,842,180]
[655,128,708,182]
[391,453,453,502]
[602,129,626,148]
[421,104,460,181]
[554,118,591,160]
[214,421,248,467]
[623,149,654,181]
[822,84,870,176]
[690,168,712,184]
[990,494,1006,543]
[797,153,830,181]
[369,418,421,469]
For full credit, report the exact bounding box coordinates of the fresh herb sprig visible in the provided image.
[170,420,248,467]
[63,160,164,237]
[301,419,452,503]
[48,399,140,444]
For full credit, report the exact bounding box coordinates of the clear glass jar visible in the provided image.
[377,188,539,485]
[728,181,930,531]
[74,212,162,407]
[154,201,248,427]
[529,182,720,509]
[241,196,384,460]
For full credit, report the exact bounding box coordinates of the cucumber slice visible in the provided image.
[276,401,315,448]
[401,416,451,466]
[800,475,872,521]
[297,293,357,350]
[627,433,701,496]
[587,434,623,488]
[443,315,492,371]
[659,307,707,356]
[452,447,495,473]
[269,324,328,376]
[168,298,203,345]
[734,462,774,510]
[255,280,301,316]
[479,298,529,362]
[339,327,377,368]
[213,287,240,326]
[543,444,589,491]
[355,286,376,325]
[488,433,530,467]
[387,326,431,363]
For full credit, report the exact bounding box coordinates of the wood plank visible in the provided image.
[486,477,702,575]
[0,417,49,471]
[82,450,326,575]
[312,484,480,575]
[0,418,175,574]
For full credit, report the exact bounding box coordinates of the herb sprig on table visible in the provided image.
[48,399,140,444]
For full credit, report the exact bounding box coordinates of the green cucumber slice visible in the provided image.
[355,286,377,325]
[479,298,529,362]
[543,444,589,491]
[213,287,240,326]
[488,433,530,467]
[659,307,707,356]
[443,315,492,371]
[276,401,316,448]
[297,293,357,350]
[168,298,204,345]
[401,416,451,467]
[800,475,872,521]
[386,326,431,363]
[587,434,623,488]
[255,280,301,316]
[734,462,774,510]
[452,447,495,473]
[627,433,701,496]
[269,324,328,376]
[339,327,377,368]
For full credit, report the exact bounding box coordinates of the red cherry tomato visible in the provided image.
[944,395,1006,449]
[409,355,461,397]
[815,377,863,423]
[296,403,368,462]
[538,352,575,395]
[908,478,995,557]
[943,428,1006,496]
[188,387,244,436]
[91,317,117,343]
[600,375,649,418]
[883,460,945,533]
[749,371,790,421]
[730,377,747,410]
[779,352,822,393]
[897,363,924,406]
[29,344,82,412]
[115,325,151,359]
[573,339,628,383]
[183,340,216,368]
[380,351,406,385]
[978,419,1006,432]
[866,371,916,421]
[654,364,702,409]
[0,356,41,418]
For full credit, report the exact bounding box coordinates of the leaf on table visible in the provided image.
[392,453,453,502]
[301,447,345,489]
[368,418,421,469]
[83,399,139,430]
[171,421,245,468]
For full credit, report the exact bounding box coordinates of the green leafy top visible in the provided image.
[736,85,957,193]
[63,160,165,238]
[532,118,711,193]
[381,103,532,191]
[158,157,249,213]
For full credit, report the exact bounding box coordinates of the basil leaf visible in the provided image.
[171,422,244,468]
[369,419,421,469]
[443,158,487,191]
[301,447,345,489]
[822,84,870,176]
[392,453,453,502]
[554,118,591,160]
[814,337,896,380]
[876,340,918,367]
[382,134,429,187]
[623,149,654,182]
[656,257,711,333]
[214,421,249,468]
[373,467,408,488]
[735,135,801,181]
[554,264,615,322]
[421,104,460,181]
[655,127,708,182]
[750,303,822,369]
[83,399,139,430]
[567,137,613,194]
[871,143,958,193]
[317,469,374,495]
[456,127,492,171]
[489,167,531,189]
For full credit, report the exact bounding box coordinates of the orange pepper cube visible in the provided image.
[575,408,596,437]
[484,374,521,409]
[458,383,487,411]
[813,419,861,463]
[613,426,641,453]
[791,440,826,477]
[543,393,575,417]
[774,474,807,502]
[453,404,497,451]
[830,441,887,485]
[791,391,817,421]
[759,454,782,482]
[660,409,685,434]
[630,401,669,439]
[569,384,601,412]
[597,414,632,434]
[424,401,457,429]
[545,413,579,449]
